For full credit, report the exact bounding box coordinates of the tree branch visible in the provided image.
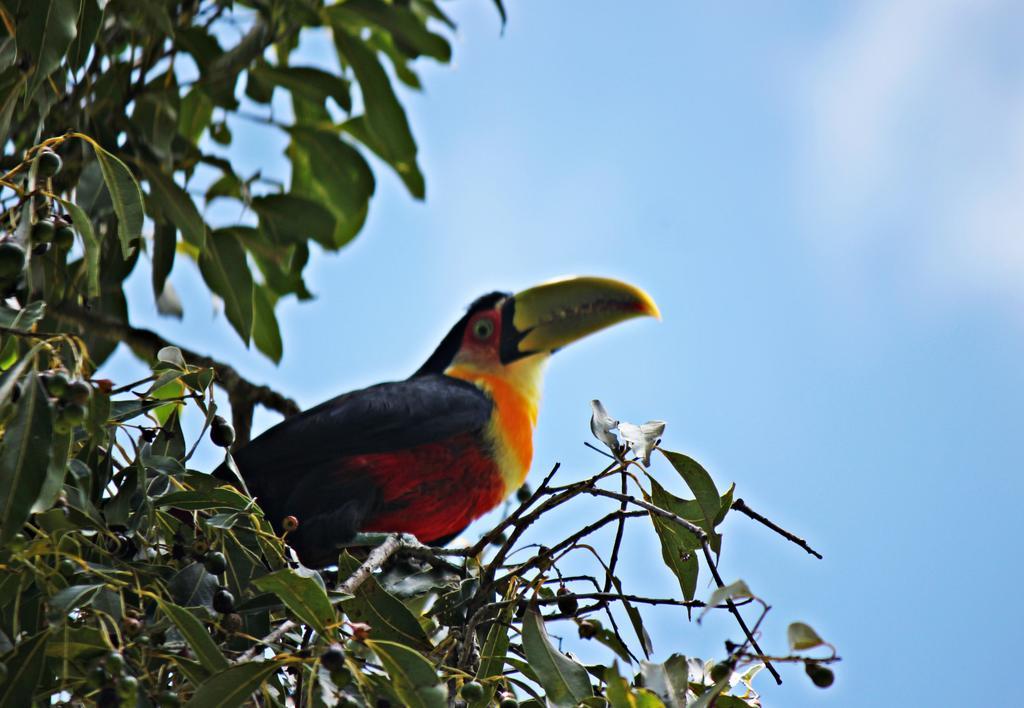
[237,533,417,662]
[731,498,823,559]
[51,304,300,443]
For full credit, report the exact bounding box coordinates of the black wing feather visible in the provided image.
[231,373,491,476]
[215,374,492,564]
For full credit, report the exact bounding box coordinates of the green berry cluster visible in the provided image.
[42,371,92,433]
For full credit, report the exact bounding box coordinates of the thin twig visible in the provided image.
[699,540,782,685]
[578,487,783,684]
[731,498,823,559]
[237,534,415,662]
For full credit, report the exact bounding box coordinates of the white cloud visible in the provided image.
[798,0,1024,310]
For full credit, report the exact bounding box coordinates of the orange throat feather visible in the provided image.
[445,354,549,496]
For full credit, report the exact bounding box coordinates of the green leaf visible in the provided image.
[605,663,633,708]
[57,198,100,298]
[252,284,282,363]
[253,567,335,636]
[0,68,25,143]
[49,583,104,615]
[366,640,447,708]
[337,552,431,651]
[521,608,593,707]
[645,478,701,603]
[30,427,70,513]
[81,138,144,257]
[179,86,214,144]
[203,20,270,108]
[331,26,418,166]
[639,655,689,708]
[606,571,651,658]
[787,621,825,651]
[139,162,207,249]
[67,0,104,70]
[249,63,351,112]
[252,193,336,248]
[0,630,50,708]
[0,373,53,544]
[46,624,112,661]
[288,126,375,248]
[184,659,283,708]
[0,301,45,329]
[586,619,633,664]
[158,600,229,672]
[157,487,253,511]
[199,229,254,344]
[689,676,731,708]
[605,664,666,708]
[339,0,452,62]
[14,0,78,99]
[343,115,424,199]
[699,580,752,622]
[659,450,721,531]
[152,221,176,301]
[472,584,517,700]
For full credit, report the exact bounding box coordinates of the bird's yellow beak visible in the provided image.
[500,276,660,361]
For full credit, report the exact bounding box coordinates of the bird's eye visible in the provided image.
[473,318,495,340]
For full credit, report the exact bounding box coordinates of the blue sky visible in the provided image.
[105,1,1024,704]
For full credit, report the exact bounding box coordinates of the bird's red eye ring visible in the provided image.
[472,317,495,340]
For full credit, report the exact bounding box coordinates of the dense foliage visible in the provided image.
[0,1,837,706]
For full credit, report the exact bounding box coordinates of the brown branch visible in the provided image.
[51,303,300,442]
[731,498,823,559]
[237,534,416,662]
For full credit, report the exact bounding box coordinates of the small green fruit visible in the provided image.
[203,551,227,575]
[805,662,834,688]
[54,225,74,249]
[43,371,68,398]
[577,619,598,639]
[710,661,733,683]
[516,484,531,503]
[58,558,77,577]
[212,587,235,614]
[36,150,62,177]
[0,242,26,278]
[556,586,578,616]
[105,651,125,672]
[66,380,92,405]
[31,218,55,244]
[460,680,485,702]
[158,691,182,707]
[8,532,27,552]
[88,664,109,687]
[498,693,518,708]
[121,617,143,637]
[118,674,139,699]
[60,402,87,425]
[210,416,235,447]
[320,644,346,673]
[221,612,243,633]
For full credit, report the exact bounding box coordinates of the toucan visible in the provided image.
[217,276,659,567]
